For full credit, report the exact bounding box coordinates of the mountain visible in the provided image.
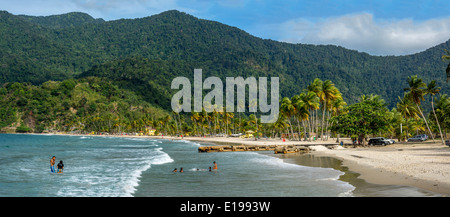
[0,10,449,109]
[18,12,105,29]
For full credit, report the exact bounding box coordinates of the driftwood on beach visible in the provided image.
[198,145,310,154]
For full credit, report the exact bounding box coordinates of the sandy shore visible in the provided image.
[155,135,450,196]
[311,143,450,196]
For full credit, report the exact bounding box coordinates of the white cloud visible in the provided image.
[278,13,450,56]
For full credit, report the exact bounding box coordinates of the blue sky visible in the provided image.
[2,0,450,55]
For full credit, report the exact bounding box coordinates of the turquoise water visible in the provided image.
[0,134,356,197]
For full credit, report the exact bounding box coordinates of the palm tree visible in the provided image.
[397,93,420,140]
[300,91,320,141]
[426,80,444,144]
[409,119,426,135]
[200,108,209,136]
[281,97,295,140]
[163,115,171,135]
[360,94,386,107]
[307,79,323,136]
[436,94,450,139]
[320,80,340,140]
[388,108,405,141]
[191,112,200,136]
[292,94,309,141]
[404,75,435,142]
[330,97,347,143]
[274,115,288,139]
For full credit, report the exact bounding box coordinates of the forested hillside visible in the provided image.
[0,9,449,110]
[0,77,168,133]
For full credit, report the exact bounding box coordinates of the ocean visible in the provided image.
[0,134,439,197]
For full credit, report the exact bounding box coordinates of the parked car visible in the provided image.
[446,140,450,147]
[418,134,429,140]
[368,138,389,146]
[386,138,395,144]
[230,133,243,137]
[374,137,394,144]
[407,135,426,142]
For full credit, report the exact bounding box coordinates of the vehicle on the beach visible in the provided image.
[386,138,395,144]
[374,137,394,144]
[407,135,427,142]
[418,134,428,140]
[446,140,450,147]
[368,138,389,146]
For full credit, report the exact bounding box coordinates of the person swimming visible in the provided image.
[172,168,177,172]
[180,168,184,173]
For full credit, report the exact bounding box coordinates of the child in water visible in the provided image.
[213,161,217,170]
[57,160,64,173]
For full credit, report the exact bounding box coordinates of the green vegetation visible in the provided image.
[0,10,449,143]
[443,50,450,82]
[331,95,389,145]
[0,77,168,134]
[0,10,449,109]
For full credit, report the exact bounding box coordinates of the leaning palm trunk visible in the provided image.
[325,110,331,141]
[416,103,435,142]
[302,121,307,141]
[431,97,444,144]
[287,118,294,140]
[321,102,326,141]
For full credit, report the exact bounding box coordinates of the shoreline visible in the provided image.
[17,133,450,196]
[166,135,450,196]
[311,144,450,196]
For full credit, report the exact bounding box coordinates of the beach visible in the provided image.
[311,142,450,195]
[154,135,450,196]
[23,132,450,196]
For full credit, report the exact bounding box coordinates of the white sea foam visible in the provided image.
[175,139,201,147]
[121,148,174,197]
[53,139,174,197]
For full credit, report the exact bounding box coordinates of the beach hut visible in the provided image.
[145,127,156,136]
[244,130,255,138]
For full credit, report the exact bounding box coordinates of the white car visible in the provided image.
[375,137,394,144]
[408,135,426,142]
[386,138,395,144]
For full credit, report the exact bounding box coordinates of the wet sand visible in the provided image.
[273,153,444,197]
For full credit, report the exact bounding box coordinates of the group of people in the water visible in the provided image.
[50,156,64,173]
[172,161,217,173]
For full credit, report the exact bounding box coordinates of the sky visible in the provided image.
[2,0,450,56]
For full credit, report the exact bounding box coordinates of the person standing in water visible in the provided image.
[50,156,56,173]
[57,160,64,173]
[213,161,218,170]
